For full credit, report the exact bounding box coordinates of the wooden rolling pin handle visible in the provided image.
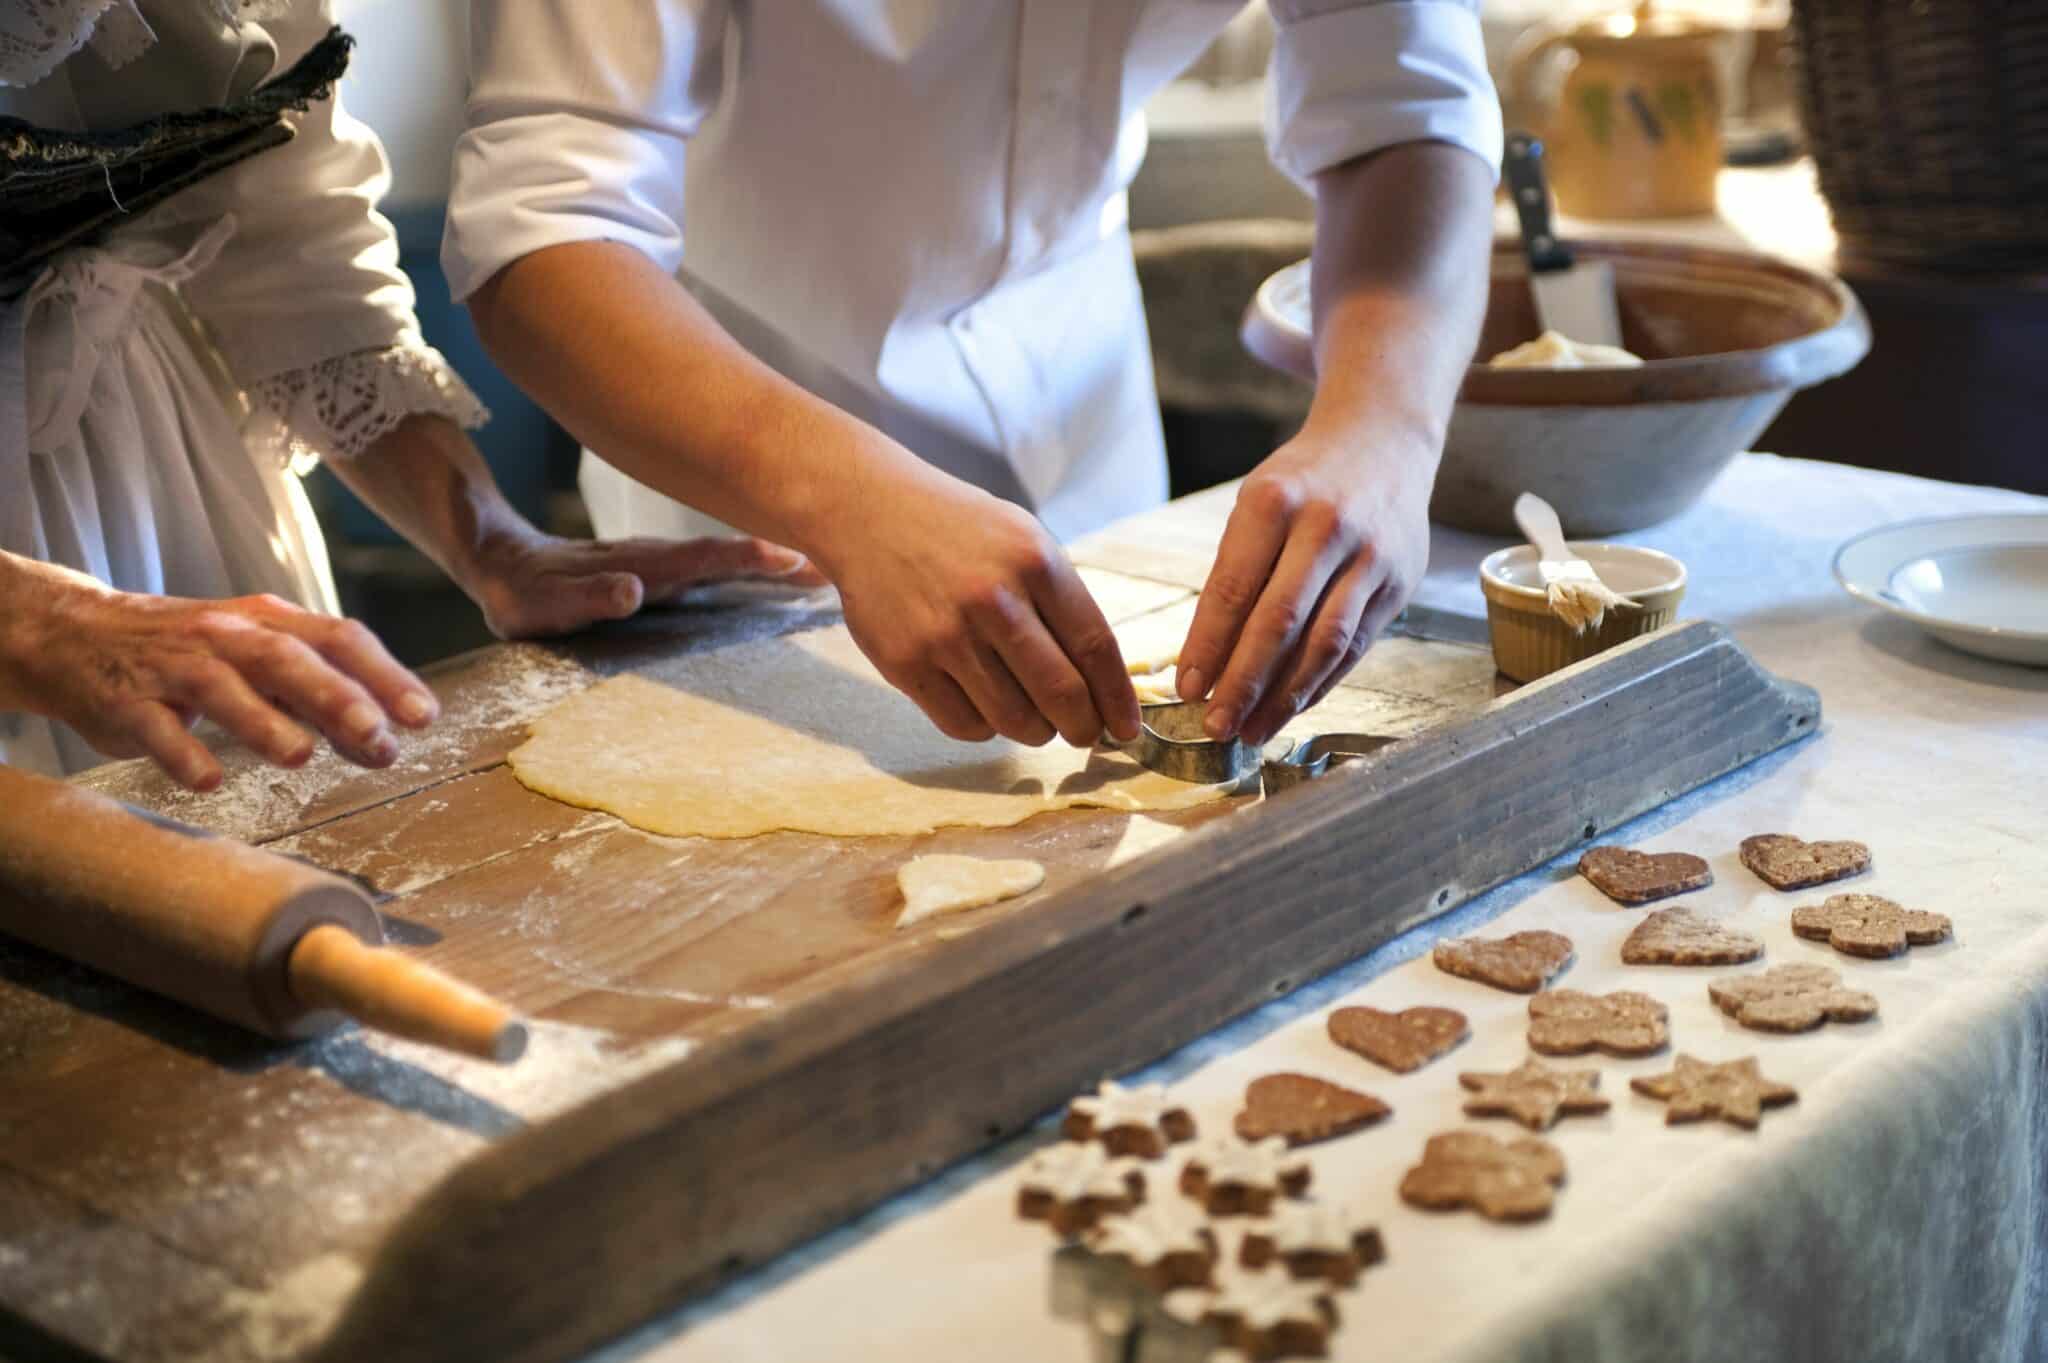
[288,925,529,1064]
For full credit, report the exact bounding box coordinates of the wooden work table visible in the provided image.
[0,484,1818,1363]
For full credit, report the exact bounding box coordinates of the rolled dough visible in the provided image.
[507,627,1228,840]
[895,854,1046,930]
[1488,329,1643,369]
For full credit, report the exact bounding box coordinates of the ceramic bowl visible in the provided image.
[1833,513,2048,667]
[1243,239,1871,535]
[1479,543,1688,682]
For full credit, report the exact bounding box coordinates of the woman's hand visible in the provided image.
[0,554,438,790]
[459,522,821,640]
[817,470,1140,749]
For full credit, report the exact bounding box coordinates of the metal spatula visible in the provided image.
[1504,133,1625,349]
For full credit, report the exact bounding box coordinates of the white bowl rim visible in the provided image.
[1831,512,2048,645]
[1479,541,1689,602]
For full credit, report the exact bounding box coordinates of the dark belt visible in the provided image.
[0,27,353,295]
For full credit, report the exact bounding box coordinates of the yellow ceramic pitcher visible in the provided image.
[1508,2,1728,219]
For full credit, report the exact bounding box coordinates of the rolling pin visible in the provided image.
[0,765,527,1062]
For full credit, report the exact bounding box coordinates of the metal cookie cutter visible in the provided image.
[1121,701,1262,792]
[1259,732,1402,795]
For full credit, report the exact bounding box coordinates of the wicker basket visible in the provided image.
[1790,0,2048,272]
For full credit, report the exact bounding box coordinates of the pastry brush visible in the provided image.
[1512,492,1639,633]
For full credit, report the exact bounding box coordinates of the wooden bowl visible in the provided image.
[1242,239,1871,535]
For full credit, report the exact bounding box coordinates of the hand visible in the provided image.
[0,558,438,790]
[459,523,823,640]
[818,473,1140,748]
[1176,425,1432,746]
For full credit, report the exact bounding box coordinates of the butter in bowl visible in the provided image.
[1479,542,1687,682]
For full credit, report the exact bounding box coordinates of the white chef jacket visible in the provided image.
[443,1,1501,544]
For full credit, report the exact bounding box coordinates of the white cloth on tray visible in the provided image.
[442,0,1502,544]
[625,453,2048,1363]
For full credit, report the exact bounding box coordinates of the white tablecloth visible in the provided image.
[619,454,2048,1363]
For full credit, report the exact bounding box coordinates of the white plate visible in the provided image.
[1833,514,2048,666]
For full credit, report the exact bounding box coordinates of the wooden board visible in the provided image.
[0,526,1817,1362]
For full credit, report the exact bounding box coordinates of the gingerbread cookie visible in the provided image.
[1239,1200,1385,1287]
[1740,834,1870,891]
[1432,930,1575,993]
[1708,963,1878,1033]
[1527,989,1669,1057]
[1620,906,1764,966]
[1578,846,1713,905]
[1062,1079,1198,1158]
[1233,1073,1390,1149]
[1017,1141,1146,1236]
[1458,1058,1610,1131]
[1179,1136,1312,1216]
[1790,893,1951,959]
[1326,1004,1469,1073]
[1084,1195,1219,1290]
[1168,1265,1338,1363]
[1630,1054,1797,1128]
[1398,1130,1566,1222]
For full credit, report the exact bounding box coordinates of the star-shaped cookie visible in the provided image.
[1790,893,1951,959]
[1708,963,1878,1033]
[1630,1054,1798,1128]
[1527,989,1669,1057]
[1459,1058,1610,1130]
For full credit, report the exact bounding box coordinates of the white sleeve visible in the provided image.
[440,0,727,304]
[175,4,486,463]
[1263,0,1504,190]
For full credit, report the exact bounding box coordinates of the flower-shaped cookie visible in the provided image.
[1630,1054,1797,1128]
[1458,1058,1610,1130]
[1708,963,1877,1032]
[1398,1130,1566,1222]
[1062,1079,1197,1158]
[1790,893,1951,959]
[1527,989,1669,1056]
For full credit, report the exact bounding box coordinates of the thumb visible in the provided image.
[492,571,644,639]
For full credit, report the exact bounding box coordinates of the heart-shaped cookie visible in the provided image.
[1620,906,1764,966]
[1233,1073,1390,1148]
[1578,846,1713,905]
[1739,834,1870,891]
[1326,1005,1469,1073]
[1432,930,1574,993]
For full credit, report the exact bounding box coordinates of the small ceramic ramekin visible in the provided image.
[1479,543,1688,683]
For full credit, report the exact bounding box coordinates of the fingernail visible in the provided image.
[1178,667,1206,701]
[396,692,436,726]
[342,701,384,742]
[1204,705,1239,741]
[766,550,809,577]
[1111,713,1141,744]
[365,735,399,767]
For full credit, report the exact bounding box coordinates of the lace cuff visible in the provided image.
[245,342,490,470]
[2,2,303,88]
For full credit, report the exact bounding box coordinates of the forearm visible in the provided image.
[1304,140,1495,463]
[0,551,96,714]
[465,241,928,574]
[320,415,522,596]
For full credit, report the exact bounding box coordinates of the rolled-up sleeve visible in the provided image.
[441,0,726,303]
[1263,0,1503,190]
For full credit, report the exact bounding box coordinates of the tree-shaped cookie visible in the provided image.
[1527,989,1669,1056]
[1578,846,1712,905]
[1630,1054,1797,1128]
[1398,1131,1566,1222]
[1017,1141,1146,1236]
[1790,893,1951,959]
[1432,930,1575,993]
[1621,906,1763,966]
[1084,1195,1219,1290]
[1062,1079,1197,1158]
[1708,963,1877,1033]
[1233,1073,1390,1148]
[1740,834,1870,890]
[1459,1058,1610,1130]
[1239,1200,1385,1287]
